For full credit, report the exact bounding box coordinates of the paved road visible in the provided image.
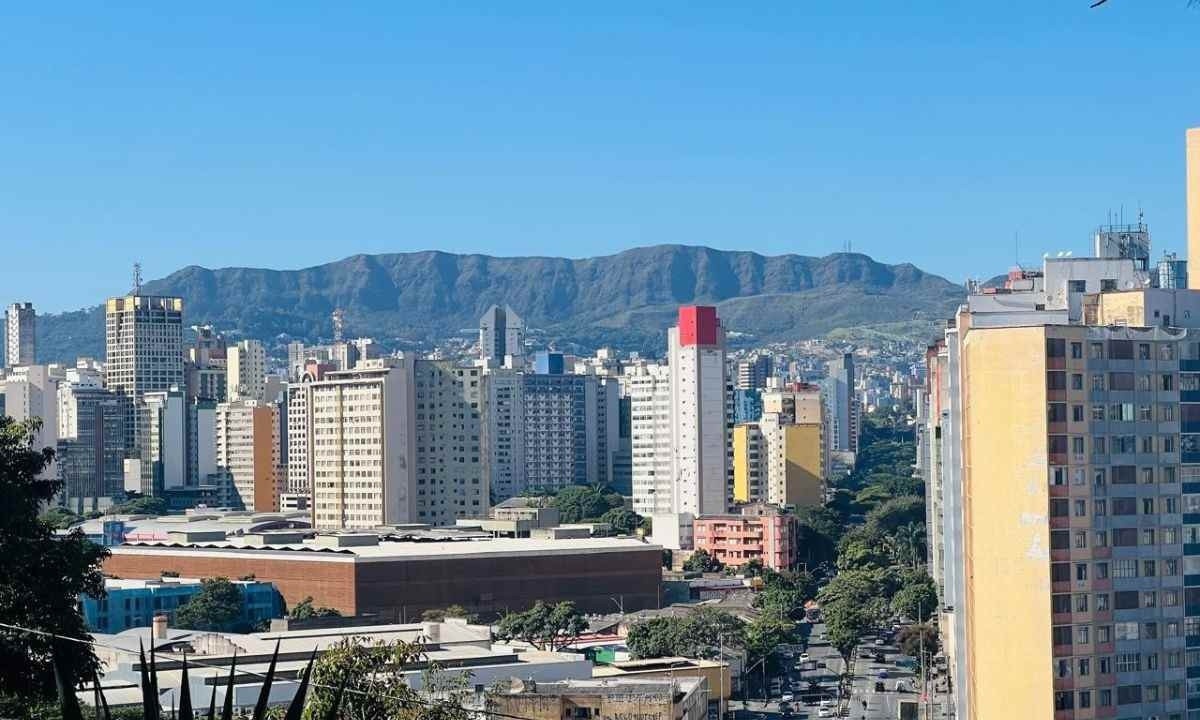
[757,623,952,720]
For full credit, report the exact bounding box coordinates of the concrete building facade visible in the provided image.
[214,400,282,512]
[104,295,184,453]
[4,302,35,367]
[692,505,796,571]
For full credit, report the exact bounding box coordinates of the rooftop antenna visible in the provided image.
[331,308,346,342]
[132,262,143,295]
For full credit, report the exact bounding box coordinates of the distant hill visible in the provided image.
[36,245,965,362]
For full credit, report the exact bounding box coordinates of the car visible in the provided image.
[781,694,794,703]
[819,699,834,708]
[895,681,907,693]
[817,709,833,718]
[877,669,889,679]
[799,652,810,662]
[874,653,885,663]
[874,681,885,692]
[875,638,886,646]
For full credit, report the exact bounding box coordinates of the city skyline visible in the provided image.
[0,3,1197,312]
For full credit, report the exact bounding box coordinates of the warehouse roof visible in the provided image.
[111,534,661,563]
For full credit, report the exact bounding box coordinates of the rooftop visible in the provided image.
[112,534,661,563]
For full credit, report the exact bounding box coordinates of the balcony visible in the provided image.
[1053,677,1075,691]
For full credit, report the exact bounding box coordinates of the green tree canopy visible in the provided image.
[494,601,588,651]
[897,623,940,669]
[891,570,939,622]
[0,417,109,699]
[625,608,745,660]
[682,548,723,573]
[550,485,624,523]
[865,496,926,536]
[420,604,477,623]
[289,596,343,621]
[306,636,471,720]
[41,506,81,530]
[109,495,169,516]
[174,577,246,632]
[598,507,643,535]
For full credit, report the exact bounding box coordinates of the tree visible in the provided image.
[865,496,926,536]
[420,604,477,623]
[494,601,588,651]
[897,623,940,673]
[109,495,169,516]
[744,616,797,672]
[306,637,471,720]
[289,596,343,620]
[682,548,723,573]
[732,559,765,578]
[822,600,872,669]
[625,608,745,660]
[888,521,927,569]
[41,506,80,530]
[0,417,109,700]
[891,571,939,622]
[550,485,623,523]
[835,526,890,572]
[599,506,643,535]
[174,577,246,632]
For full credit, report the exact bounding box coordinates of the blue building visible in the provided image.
[732,388,763,424]
[82,577,282,634]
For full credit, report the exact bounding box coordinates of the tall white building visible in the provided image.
[0,364,59,458]
[412,360,486,524]
[668,306,728,518]
[137,388,187,495]
[481,369,524,501]
[105,295,184,453]
[825,352,859,454]
[479,305,525,367]
[227,339,266,402]
[307,359,416,529]
[625,361,673,517]
[5,302,35,367]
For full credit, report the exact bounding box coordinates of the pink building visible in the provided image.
[692,504,796,570]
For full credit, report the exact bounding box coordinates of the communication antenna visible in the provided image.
[132,262,143,295]
[331,308,346,342]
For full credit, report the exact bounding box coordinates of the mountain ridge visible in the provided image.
[35,244,965,362]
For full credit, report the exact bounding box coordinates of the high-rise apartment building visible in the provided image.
[923,129,1200,720]
[105,295,184,452]
[5,302,35,367]
[669,306,728,518]
[825,352,859,454]
[214,399,281,512]
[186,324,227,402]
[227,339,266,402]
[1,364,59,457]
[56,378,126,513]
[731,423,765,504]
[137,388,187,496]
[735,354,772,390]
[412,359,486,524]
[307,359,416,529]
[758,384,826,508]
[626,362,673,517]
[482,369,524,501]
[479,305,525,366]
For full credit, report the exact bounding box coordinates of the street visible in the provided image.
[738,622,951,720]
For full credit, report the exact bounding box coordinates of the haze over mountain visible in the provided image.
[35,245,965,362]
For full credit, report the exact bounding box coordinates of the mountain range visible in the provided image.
[35,245,965,362]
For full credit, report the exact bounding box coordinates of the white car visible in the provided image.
[819,699,834,708]
[817,709,833,718]
[780,694,793,703]
[799,652,810,662]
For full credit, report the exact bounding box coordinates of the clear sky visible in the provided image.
[1,2,1197,312]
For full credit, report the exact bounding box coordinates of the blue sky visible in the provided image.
[1,2,1197,312]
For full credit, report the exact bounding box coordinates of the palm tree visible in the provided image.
[890,522,927,570]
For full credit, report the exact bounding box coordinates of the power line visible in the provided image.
[0,621,547,720]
